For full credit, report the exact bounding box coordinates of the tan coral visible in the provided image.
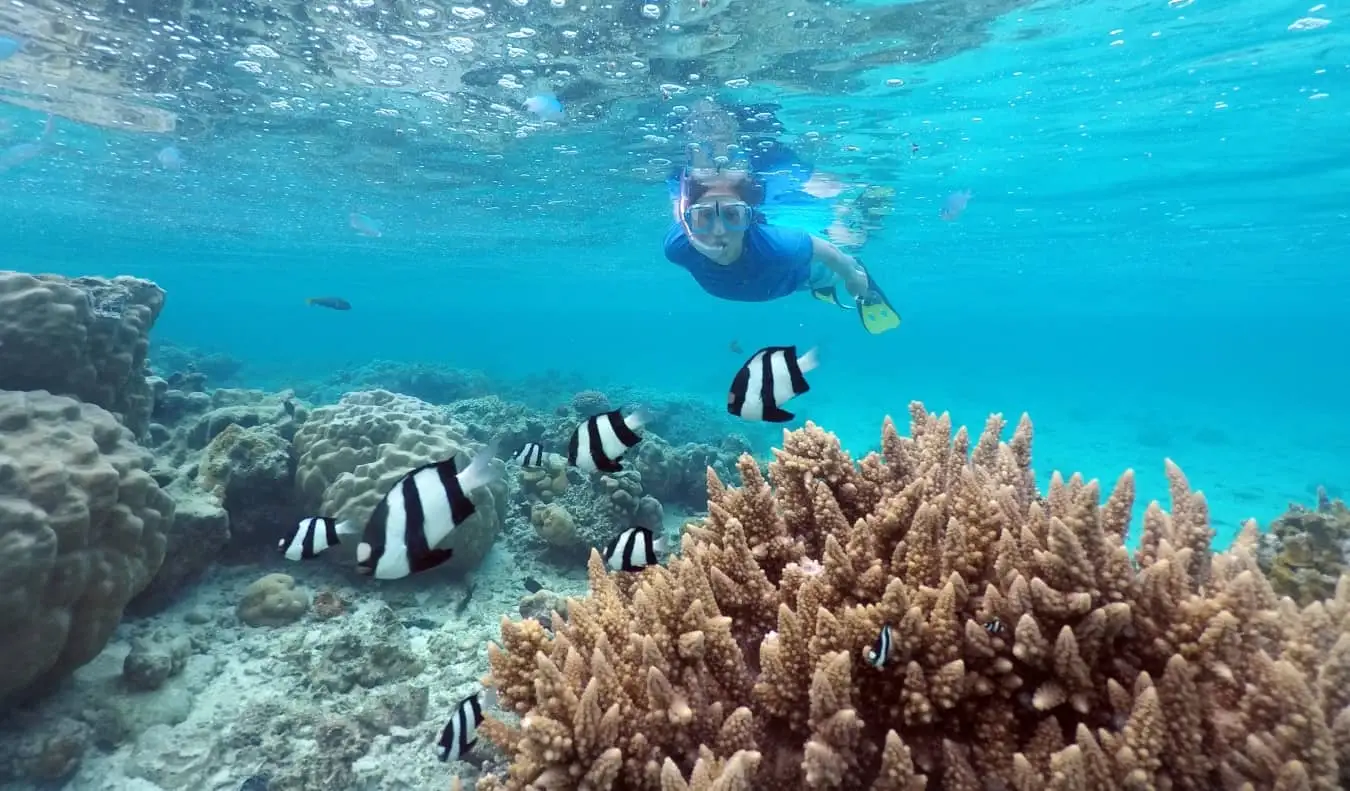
[479,402,1350,790]
[532,503,580,547]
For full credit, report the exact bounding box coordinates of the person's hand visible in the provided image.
[842,265,870,301]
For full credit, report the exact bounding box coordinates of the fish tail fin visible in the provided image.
[797,346,821,375]
[458,440,501,493]
[304,297,315,305]
[624,406,653,432]
[335,519,361,537]
[652,535,667,554]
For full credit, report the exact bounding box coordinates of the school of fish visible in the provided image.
[270,344,837,780]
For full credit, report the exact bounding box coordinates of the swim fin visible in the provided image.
[811,285,852,310]
[856,270,901,334]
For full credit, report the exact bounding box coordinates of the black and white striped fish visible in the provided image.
[436,688,498,763]
[511,442,546,467]
[278,516,359,561]
[567,408,649,474]
[603,526,666,572]
[864,623,892,669]
[355,442,499,580]
[727,345,818,423]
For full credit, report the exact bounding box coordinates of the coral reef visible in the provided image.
[513,452,664,556]
[237,573,310,627]
[132,387,304,611]
[479,402,1350,790]
[128,485,230,614]
[297,360,492,405]
[634,433,750,511]
[446,394,552,451]
[0,390,175,709]
[0,270,164,436]
[293,389,508,574]
[148,340,245,386]
[1259,487,1350,606]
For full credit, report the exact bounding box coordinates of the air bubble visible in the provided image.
[641,3,660,18]
[724,77,749,88]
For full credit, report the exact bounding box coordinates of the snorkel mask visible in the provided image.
[675,160,763,239]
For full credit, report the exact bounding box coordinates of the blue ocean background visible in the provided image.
[3,0,1347,546]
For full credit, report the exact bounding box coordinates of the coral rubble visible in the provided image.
[479,402,1350,790]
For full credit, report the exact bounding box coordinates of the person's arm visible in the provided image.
[810,236,869,297]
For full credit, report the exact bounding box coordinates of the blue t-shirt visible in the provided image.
[663,222,814,301]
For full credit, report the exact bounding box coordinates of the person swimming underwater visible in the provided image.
[662,165,901,334]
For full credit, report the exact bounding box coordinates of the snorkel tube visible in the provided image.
[675,166,697,239]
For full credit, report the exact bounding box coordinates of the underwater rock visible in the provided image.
[0,270,164,437]
[293,389,507,574]
[237,574,309,627]
[129,483,230,615]
[125,721,220,788]
[26,718,89,784]
[196,422,297,553]
[0,390,175,710]
[122,635,192,692]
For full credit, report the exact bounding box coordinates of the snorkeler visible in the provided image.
[661,100,900,333]
[664,166,900,334]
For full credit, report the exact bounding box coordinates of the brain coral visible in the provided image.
[292,389,507,574]
[0,390,175,708]
[0,271,165,437]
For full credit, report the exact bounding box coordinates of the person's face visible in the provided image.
[684,191,753,252]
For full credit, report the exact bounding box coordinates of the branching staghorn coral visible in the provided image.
[477,401,1350,790]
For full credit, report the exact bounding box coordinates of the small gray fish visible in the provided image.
[240,774,269,791]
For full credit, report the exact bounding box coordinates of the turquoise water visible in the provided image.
[3,0,1346,544]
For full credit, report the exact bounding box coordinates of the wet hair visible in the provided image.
[687,172,766,207]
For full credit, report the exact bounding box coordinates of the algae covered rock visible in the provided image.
[0,390,175,709]
[1258,486,1350,605]
[122,635,192,691]
[237,573,309,627]
[196,421,297,551]
[293,389,507,574]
